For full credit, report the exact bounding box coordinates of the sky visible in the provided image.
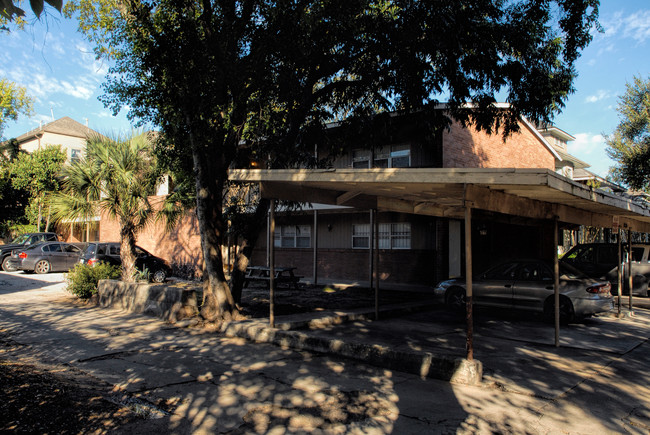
[2,1,650,179]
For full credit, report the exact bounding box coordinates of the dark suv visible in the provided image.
[561,243,650,297]
[1,232,59,271]
[80,242,171,283]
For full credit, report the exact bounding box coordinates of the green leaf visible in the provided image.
[29,0,43,18]
[44,0,62,12]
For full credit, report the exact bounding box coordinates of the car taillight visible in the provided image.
[18,252,27,259]
[586,282,611,294]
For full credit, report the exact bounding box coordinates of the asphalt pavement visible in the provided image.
[1,271,649,434]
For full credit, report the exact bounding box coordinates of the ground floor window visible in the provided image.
[352,222,411,249]
[274,225,311,248]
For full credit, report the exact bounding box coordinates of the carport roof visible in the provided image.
[229,168,650,232]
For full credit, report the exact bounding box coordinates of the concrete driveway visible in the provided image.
[1,270,649,434]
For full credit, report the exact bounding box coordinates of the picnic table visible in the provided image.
[244,266,303,289]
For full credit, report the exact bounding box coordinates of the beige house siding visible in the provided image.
[19,132,87,162]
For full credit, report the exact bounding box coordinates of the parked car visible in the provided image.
[7,242,84,274]
[80,242,171,283]
[1,232,59,272]
[434,259,613,323]
[561,243,650,297]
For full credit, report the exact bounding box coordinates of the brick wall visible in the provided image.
[443,119,555,169]
[97,196,204,272]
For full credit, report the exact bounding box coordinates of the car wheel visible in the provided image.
[34,260,51,274]
[544,296,575,324]
[151,269,167,283]
[2,256,16,272]
[446,287,466,313]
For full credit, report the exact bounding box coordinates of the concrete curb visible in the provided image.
[220,318,482,385]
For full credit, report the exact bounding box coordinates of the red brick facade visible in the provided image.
[443,120,555,169]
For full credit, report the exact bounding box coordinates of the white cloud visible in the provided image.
[585,90,614,103]
[601,10,650,43]
[24,72,95,100]
[623,10,650,42]
[571,133,606,155]
[569,133,614,178]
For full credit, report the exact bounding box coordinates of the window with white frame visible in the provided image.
[352,222,411,249]
[274,225,311,248]
[352,224,370,248]
[71,148,82,163]
[374,144,411,168]
[352,145,411,168]
[352,149,370,168]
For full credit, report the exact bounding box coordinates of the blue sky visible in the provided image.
[2,1,650,178]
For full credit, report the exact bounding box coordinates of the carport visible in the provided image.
[229,167,650,360]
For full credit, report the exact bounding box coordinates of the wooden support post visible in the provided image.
[617,229,622,317]
[554,218,560,348]
[313,210,318,286]
[269,199,276,328]
[369,209,374,293]
[628,229,634,313]
[464,204,474,361]
[266,212,270,268]
[374,209,380,320]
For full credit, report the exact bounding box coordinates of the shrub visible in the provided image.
[67,263,121,299]
[171,262,201,281]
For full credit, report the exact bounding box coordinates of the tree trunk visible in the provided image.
[45,203,51,232]
[189,133,237,323]
[119,223,138,282]
[230,198,269,305]
[194,173,237,321]
[37,200,42,232]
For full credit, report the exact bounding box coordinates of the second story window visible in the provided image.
[352,150,371,168]
[375,144,410,168]
[352,145,411,169]
[71,148,82,163]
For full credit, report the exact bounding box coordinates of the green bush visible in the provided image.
[67,263,121,299]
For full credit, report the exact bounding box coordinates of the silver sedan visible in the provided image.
[7,242,84,274]
[434,259,614,323]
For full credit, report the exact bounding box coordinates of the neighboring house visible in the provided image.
[5,116,103,242]
[12,116,99,164]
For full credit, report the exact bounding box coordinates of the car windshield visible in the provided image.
[11,234,30,245]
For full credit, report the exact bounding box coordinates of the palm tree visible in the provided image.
[51,132,160,282]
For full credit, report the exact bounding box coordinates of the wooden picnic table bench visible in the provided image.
[244,266,303,289]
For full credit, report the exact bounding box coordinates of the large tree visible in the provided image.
[65,0,599,323]
[606,75,650,191]
[9,145,66,232]
[0,79,33,140]
[51,132,159,281]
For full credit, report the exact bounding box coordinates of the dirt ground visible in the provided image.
[0,330,142,434]
[0,283,426,434]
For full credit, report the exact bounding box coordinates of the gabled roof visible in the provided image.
[553,147,590,169]
[13,117,99,144]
